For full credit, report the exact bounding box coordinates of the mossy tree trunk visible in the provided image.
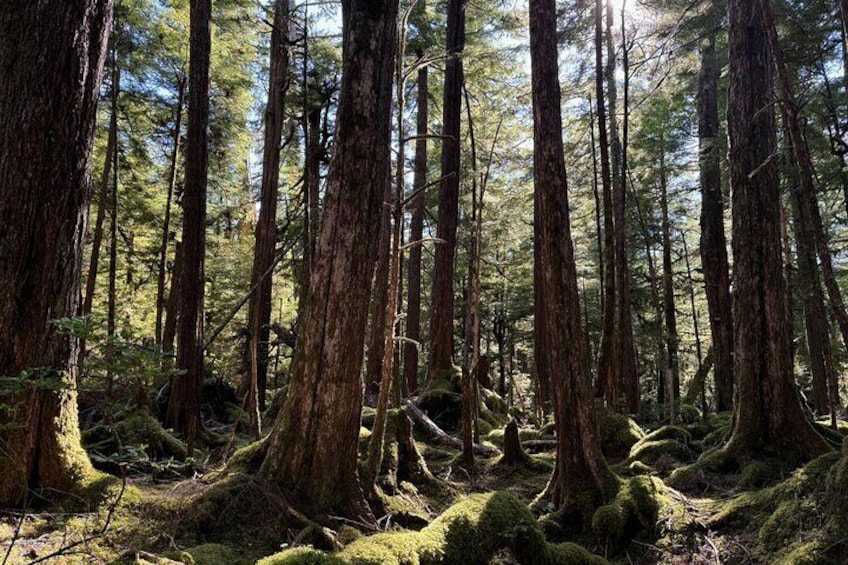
[427,0,465,381]
[259,0,398,524]
[0,0,113,507]
[530,0,617,527]
[246,0,291,429]
[723,0,829,461]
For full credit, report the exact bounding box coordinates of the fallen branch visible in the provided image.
[402,399,500,458]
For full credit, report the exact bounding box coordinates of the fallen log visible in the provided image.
[403,399,500,458]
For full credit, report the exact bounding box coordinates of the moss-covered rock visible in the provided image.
[595,406,645,464]
[178,543,239,565]
[257,492,607,565]
[591,476,671,546]
[83,409,187,461]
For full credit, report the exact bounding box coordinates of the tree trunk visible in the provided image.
[246,0,291,434]
[0,0,113,507]
[427,0,465,379]
[697,26,734,413]
[156,74,186,346]
[83,45,119,322]
[723,0,829,461]
[259,0,398,524]
[613,3,639,414]
[761,0,844,418]
[530,0,617,527]
[594,0,619,411]
[404,58,428,397]
[167,0,211,451]
[659,147,680,405]
[365,180,393,402]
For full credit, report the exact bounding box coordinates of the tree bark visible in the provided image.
[365,180,393,401]
[246,0,291,434]
[404,58,428,397]
[530,0,617,527]
[659,146,680,405]
[156,74,186,346]
[427,0,465,379]
[594,0,619,411]
[259,0,398,524]
[697,26,733,413]
[723,0,829,460]
[167,0,212,451]
[761,0,843,418]
[0,0,113,507]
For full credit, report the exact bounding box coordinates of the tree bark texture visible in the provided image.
[246,0,291,429]
[404,62,428,397]
[530,0,617,526]
[259,0,399,523]
[697,29,734,413]
[0,0,113,507]
[427,0,465,378]
[724,0,829,460]
[167,0,211,450]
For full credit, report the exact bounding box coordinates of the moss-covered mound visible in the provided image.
[416,368,508,432]
[590,476,672,547]
[83,409,187,469]
[258,492,607,565]
[626,426,696,473]
[595,407,645,464]
[707,451,846,564]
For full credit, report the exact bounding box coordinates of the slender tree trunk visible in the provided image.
[588,97,604,318]
[404,56,428,397]
[840,0,848,98]
[723,0,829,461]
[761,0,843,417]
[594,0,618,410]
[365,180,393,401]
[246,0,291,435]
[156,74,186,345]
[681,232,705,412]
[697,27,733,412]
[0,0,113,507]
[162,241,183,363]
[659,147,680,404]
[427,0,465,379]
[259,0,398,523]
[167,0,211,451]
[530,0,617,526]
[83,45,119,322]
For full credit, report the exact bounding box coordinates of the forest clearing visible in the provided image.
[2,0,848,563]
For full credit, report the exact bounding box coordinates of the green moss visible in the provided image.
[224,437,269,475]
[628,439,694,467]
[112,410,187,459]
[258,492,605,565]
[591,476,670,545]
[595,406,645,463]
[544,542,609,565]
[679,404,701,424]
[739,461,779,489]
[180,543,239,565]
[257,547,346,565]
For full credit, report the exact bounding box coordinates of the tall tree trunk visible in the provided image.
[613,1,639,413]
[246,0,291,435]
[167,0,211,451]
[680,232,704,410]
[761,0,843,418]
[83,44,120,322]
[697,26,734,413]
[365,180,393,401]
[723,0,829,461]
[840,0,848,98]
[594,0,618,410]
[162,240,183,363]
[427,0,465,379]
[659,146,680,405]
[530,0,617,526]
[404,52,428,397]
[0,0,113,507]
[156,74,186,345]
[259,0,398,523]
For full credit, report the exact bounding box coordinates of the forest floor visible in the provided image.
[1,389,847,565]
